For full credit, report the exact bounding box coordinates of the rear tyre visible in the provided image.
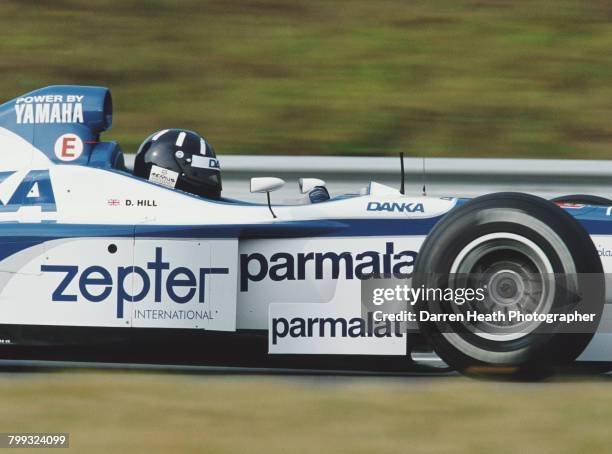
[413,192,604,379]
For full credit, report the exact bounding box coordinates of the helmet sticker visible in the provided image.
[191,154,220,170]
[176,131,187,147]
[151,129,169,141]
[149,164,179,188]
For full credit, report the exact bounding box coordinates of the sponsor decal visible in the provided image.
[271,313,402,345]
[191,155,220,170]
[240,242,417,291]
[41,247,229,318]
[54,133,83,161]
[133,309,215,321]
[0,169,56,212]
[149,165,178,189]
[367,201,424,213]
[597,245,612,257]
[15,94,84,124]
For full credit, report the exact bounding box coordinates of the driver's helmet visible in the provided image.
[134,129,222,199]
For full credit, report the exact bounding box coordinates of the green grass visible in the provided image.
[1,372,612,453]
[0,0,610,158]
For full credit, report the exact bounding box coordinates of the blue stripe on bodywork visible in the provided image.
[577,219,612,235]
[0,224,135,262]
[0,223,135,240]
[0,241,43,262]
[566,206,612,234]
[135,218,441,238]
[2,210,612,266]
[0,218,440,240]
[0,218,441,263]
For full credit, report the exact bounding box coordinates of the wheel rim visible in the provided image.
[448,233,555,341]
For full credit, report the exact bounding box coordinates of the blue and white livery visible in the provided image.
[1,85,611,377]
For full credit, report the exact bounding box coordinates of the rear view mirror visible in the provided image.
[250,177,285,219]
[250,177,285,194]
[298,178,326,194]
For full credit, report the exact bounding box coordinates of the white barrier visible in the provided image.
[123,155,612,201]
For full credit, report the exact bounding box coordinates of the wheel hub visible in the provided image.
[488,270,524,304]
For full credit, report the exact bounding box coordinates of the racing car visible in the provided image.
[0,85,611,378]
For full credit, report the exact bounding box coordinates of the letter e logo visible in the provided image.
[54,133,83,161]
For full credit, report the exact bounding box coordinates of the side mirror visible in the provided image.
[250,177,285,194]
[298,178,326,194]
[250,177,285,219]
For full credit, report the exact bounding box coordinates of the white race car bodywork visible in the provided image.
[2,85,612,369]
[0,121,457,359]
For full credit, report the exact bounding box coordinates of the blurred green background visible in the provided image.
[0,0,610,157]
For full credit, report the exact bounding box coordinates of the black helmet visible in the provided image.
[134,129,222,199]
